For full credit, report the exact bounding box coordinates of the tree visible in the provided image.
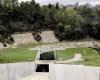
[56,3,59,10]
[55,23,65,41]
[0,1,100,42]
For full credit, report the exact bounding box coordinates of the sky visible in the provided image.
[18,0,100,6]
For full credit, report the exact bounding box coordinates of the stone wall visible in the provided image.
[0,31,58,48]
[40,31,58,43]
[12,33,35,46]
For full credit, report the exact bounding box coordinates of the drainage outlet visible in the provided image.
[40,51,55,60]
[36,64,49,72]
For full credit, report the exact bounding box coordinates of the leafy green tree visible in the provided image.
[0,0,100,42]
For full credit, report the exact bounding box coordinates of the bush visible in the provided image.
[32,32,42,42]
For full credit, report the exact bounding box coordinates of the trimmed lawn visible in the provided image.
[0,43,38,63]
[56,48,100,67]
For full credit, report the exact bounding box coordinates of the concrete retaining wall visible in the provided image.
[1,62,100,80]
[49,64,100,80]
[0,62,36,80]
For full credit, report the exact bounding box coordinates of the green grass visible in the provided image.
[56,47,100,67]
[56,48,75,60]
[0,41,100,67]
[0,42,63,63]
[75,59,100,67]
[0,43,38,63]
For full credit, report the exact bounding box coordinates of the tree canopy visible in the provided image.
[0,0,100,43]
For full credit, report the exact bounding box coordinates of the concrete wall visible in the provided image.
[0,62,36,80]
[49,64,100,80]
[1,62,100,80]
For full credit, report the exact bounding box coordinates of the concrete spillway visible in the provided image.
[19,73,50,80]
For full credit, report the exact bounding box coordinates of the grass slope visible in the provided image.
[0,43,38,63]
[56,48,100,67]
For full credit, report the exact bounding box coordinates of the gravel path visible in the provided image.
[30,40,100,51]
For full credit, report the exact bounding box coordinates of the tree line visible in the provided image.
[0,0,100,44]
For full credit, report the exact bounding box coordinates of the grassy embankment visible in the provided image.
[0,42,39,63]
[56,48,100,67]
[0,41,100,67]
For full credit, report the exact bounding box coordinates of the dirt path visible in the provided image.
[30,40,100,51]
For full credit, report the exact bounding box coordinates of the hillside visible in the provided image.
[0,31,58,48]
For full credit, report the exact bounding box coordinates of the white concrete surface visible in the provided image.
[54,64,66,80]
[0,64,9,80]
[18,73,50,80]
[49,64,100,80]
[0,62,36,80]
[19,64,100,80]
[0,63,100,80]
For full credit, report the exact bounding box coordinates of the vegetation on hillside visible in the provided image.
[0,0,100,42]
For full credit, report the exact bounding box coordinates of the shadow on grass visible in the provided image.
[90,47,100,54]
